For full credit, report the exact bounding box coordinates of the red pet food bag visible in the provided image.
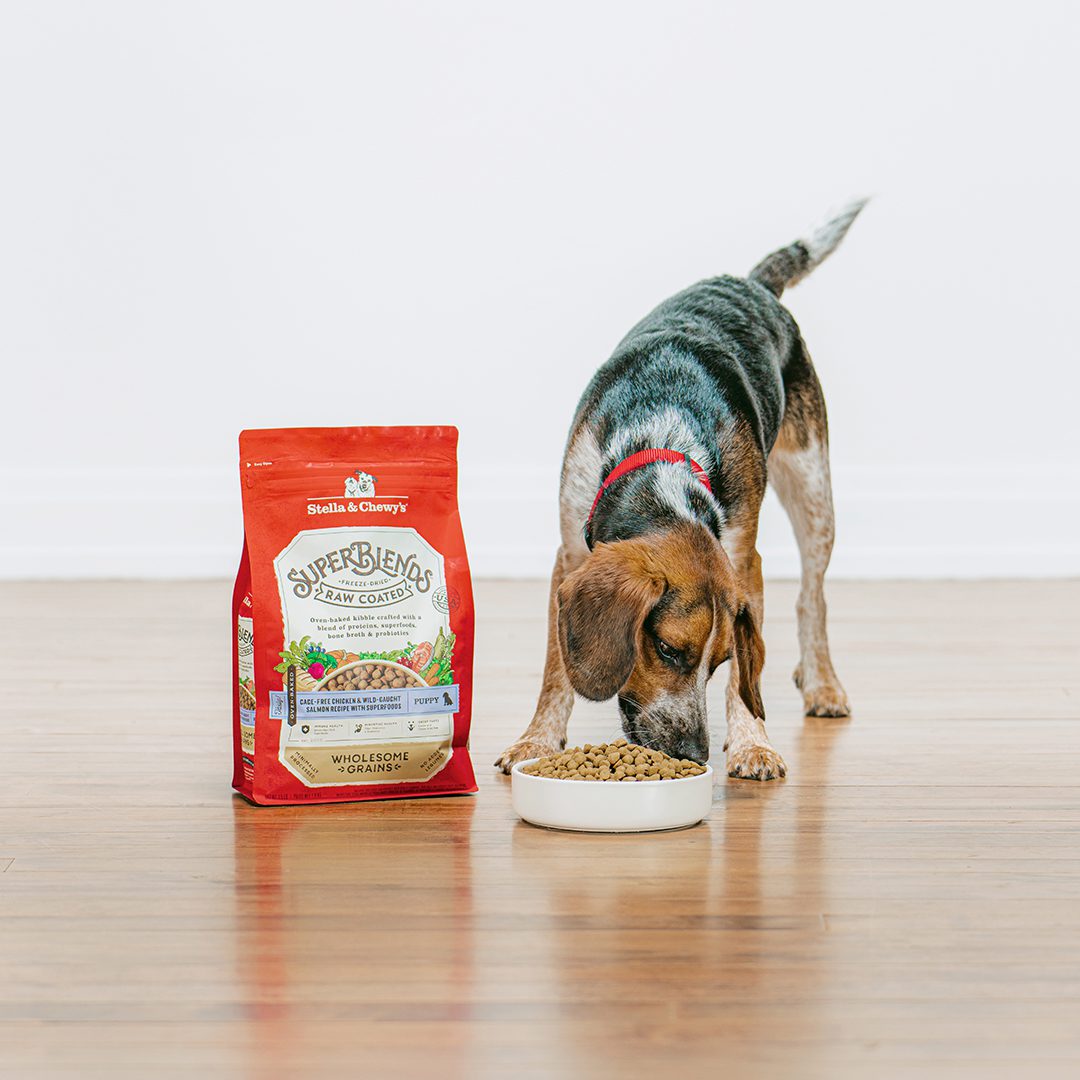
[232,426,477,804]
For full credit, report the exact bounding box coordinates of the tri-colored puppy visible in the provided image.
[497,202,865,780]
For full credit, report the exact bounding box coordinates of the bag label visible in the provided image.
[268,684,459,723]
[272,525,457,786]
[237,613,255,755]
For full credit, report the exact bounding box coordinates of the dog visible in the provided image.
[496,201,864,780]
[345,471,376,498]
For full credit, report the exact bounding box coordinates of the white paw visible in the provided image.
[726,743,787,781]
[494,738,562,775]
[802,682,851,718]
[793,664,851,717]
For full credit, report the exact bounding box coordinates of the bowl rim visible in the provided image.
[511,756,713,784]
[313,657,428,691]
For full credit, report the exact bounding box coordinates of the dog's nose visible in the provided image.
[668,733,709,765]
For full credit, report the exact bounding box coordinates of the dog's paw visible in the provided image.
[727,743,787,781]
[802,681,851,718]
[494,739,561,775]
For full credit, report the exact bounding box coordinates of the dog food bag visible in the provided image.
[232,426,477,804]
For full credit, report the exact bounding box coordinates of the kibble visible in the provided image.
[316,660,427,693]
[521,739,707,781]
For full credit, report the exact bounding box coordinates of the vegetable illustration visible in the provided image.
[329,649,360,665]
[433,628,454,663]
[273,633,457,685]
[410,641,434,671]
[387,632,456,685]
[274,636,340,676]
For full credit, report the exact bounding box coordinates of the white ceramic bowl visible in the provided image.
[511,758,714,833]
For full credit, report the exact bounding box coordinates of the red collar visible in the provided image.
[584,448,712,547]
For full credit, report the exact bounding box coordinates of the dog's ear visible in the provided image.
[733,602,766,719]
[557,540,665,701]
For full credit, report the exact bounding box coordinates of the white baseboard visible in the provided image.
[1,465,1077,580]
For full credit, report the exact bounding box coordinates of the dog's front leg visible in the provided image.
[495,547,576,773]
[723,662,786,781]
[722,542,787,781]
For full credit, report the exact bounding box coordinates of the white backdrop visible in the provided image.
[2,1,1078,579]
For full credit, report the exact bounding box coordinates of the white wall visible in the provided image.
[2,1,1078,579]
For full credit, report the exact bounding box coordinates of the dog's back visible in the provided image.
[585,276,796,464]
[572,200,868,479]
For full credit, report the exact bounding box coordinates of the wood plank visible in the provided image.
[1,578,1079,1077]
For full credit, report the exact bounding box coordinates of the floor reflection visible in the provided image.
[504,714,850,1063]
[230,796,476,1072]
[223,716,851,1072]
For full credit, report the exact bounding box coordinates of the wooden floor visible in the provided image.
[1,579,1079,1079]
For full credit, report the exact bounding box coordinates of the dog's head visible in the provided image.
[346,471,376,498]
[557,522,764,763]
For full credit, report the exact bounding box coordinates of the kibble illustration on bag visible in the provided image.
[232,426,477,804]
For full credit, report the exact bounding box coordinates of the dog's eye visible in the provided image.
[655,638,681,665]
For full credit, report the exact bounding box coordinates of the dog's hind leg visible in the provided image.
[768,351,851,718]
[495,546,578,773]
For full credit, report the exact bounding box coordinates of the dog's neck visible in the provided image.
[588,431,726,548]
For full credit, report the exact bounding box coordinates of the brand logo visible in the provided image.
[285,539,435,609]
[307,469,407,516]
[344,470,376,498]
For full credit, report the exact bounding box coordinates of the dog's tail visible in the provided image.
[748,198,868,297]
